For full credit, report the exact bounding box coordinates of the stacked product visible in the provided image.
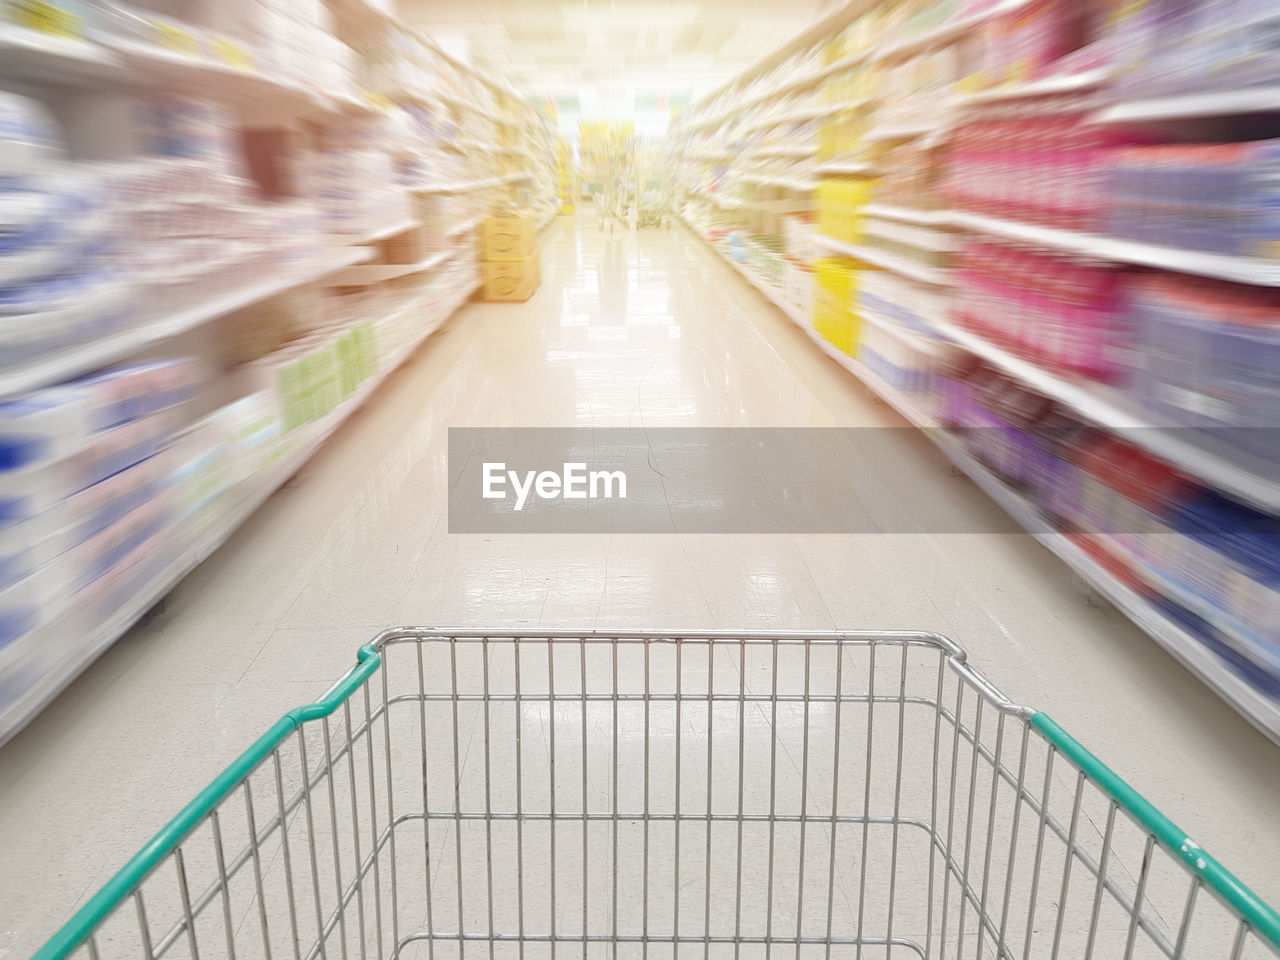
[0,94,133,374]
[0,361,198,670]
[944,105,1116,231]
[874,41,960,132]
[87,0,358,99]
[230,291,380,433]
[938,358,1280,691]
[859,269,946,334]
[858,321,947,397]
[481,215,541,302]
[305,113,408,240]
[817,177,874,245]
[951,238,1128,381]
[862,215,952,271]
[869,139,944,211]
[781,214,818,316]
[1126,273,1280,461]
[1107,140,1280,258]
[813,258,861,354]
[966,0,1096,88]
[1109,0,1280,98]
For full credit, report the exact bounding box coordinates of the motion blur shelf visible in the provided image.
[949,211,1280,286]
[0,246,373,402]
[0,278,480,749]
[672,0,1280,742]
[958,67,1111,104]
[1095,85,1280,124]
[863,204,950,225]
[873,0,1034,61]
[0,22,122,85]
[681,211,1280,745]
[814,159,876,175]
[933,320,1280,513]
[933,436,1280,746]
[815,234,949,286]
[0,0,558,743]
[329,249,454,285]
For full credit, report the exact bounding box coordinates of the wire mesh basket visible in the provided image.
[34,629,1280,960]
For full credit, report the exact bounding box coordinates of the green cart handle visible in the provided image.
[1032,713,1280,947]
[31,644,382,960]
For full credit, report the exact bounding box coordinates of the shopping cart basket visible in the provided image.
[33,629,1280,960]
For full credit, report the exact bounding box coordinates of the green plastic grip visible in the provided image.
[1031,712,1280,949]
[31,644,382,960]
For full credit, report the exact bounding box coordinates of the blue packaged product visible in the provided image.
[1166,491,1280,656]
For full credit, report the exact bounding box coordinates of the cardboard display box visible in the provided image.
[483,253,540,302]
[482,216,538,260]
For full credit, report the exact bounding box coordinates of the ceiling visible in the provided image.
[400,0,839,111]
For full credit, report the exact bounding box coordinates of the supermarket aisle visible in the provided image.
[3,216,1279,953]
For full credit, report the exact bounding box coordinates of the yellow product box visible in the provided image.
[813,258,862,356]
[482,216,538,260]
[483,254,540,302]
[817,179,873,246]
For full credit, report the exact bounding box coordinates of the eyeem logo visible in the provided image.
[482,462,628,511]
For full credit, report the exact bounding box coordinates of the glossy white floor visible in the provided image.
[3,217,1279,958]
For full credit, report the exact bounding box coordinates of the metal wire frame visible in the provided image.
[34,629,1280,960]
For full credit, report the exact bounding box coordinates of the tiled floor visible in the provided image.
[3,219,1279,959]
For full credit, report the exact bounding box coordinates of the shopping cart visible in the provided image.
[34,629,1280,960]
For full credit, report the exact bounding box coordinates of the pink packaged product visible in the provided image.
[952,238,1128,381]
[946,107,1134,231]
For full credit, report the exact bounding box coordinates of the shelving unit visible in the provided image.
[682,207,1280,745]
[1096,86,1280,124]
[949,211,1280,286]
[0,0,556,745]
[0,247,374,401]
[670,0,1280,743]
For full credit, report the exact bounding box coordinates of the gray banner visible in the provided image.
[448,427,1280,534]
[448,427,1031,534]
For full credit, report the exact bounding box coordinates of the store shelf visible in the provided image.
[875,0,1034,61]
[866,120,942,142]
[0,22,123,85]
[1095,85,1280,124]
[0,278,479,749]
[949,210,1280,286]
[680,212,805,325]
[863,204,951,226]
[931,435,1280,745]
[1093,236,1280,286]
[414,172,528,193]
[752,144,818,158]
[106,37,320,109]
[686,202,1280,741]
[814,160,878,176]
[0,246,373,402]
[328,218,420,245]
[933,320,1280,512]
[815,235,950,286]
[446,215,483,237]
[860,308,949,354]
[946,210,1095,254]
[743,100,862,130]
[959,67,1112,104]
[329,249,453,284]
[743,174,819,191]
